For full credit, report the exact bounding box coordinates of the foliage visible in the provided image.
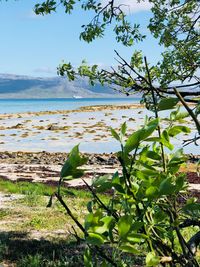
[35,0,200,141]
[54,95,200,266]
[35,1,199,91]
[32,0,200,266]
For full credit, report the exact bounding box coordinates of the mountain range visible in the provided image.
[0,73,124,98]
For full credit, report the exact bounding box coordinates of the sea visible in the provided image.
[0,98,199,154]
[0,98,140,114]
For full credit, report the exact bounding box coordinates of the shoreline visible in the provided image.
[0,150,199,164]
[0,100,196,118]
[0,151,199,192]
[0,103,144,119]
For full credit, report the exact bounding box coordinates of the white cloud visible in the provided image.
[102,0,152,14]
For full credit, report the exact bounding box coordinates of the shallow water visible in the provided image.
[0,107,199,154]
[0,98,140,114]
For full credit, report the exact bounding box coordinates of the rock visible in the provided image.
[47,124,58,130]
[47,124,70,131]
[13,123,23,129]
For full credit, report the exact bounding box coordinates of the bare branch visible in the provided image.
[180,219,200,228]
[188,231,200,255]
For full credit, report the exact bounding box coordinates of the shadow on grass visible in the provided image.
[0,231,84,266]
[0,231,144,266]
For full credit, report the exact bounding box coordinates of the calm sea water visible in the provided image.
[0,98,140,114]
[0,98,199,154]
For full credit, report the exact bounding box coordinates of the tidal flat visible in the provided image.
[0,103,199,154]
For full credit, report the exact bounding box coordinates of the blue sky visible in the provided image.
[0,0,163,77]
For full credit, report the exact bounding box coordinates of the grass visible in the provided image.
[0,232,85,267]
[0,178,93,266]
[0,179,92,232]
[0,179,114,266]
[0,178,199,266]
[0,177,112,236]
[0,230,145,267]
[0,179,92,198]
[0,179,54,196]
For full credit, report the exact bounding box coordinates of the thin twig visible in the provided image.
[81,179,119,220]
[174,87,200,134]
[55,193,86,234]
[144,56,166,172]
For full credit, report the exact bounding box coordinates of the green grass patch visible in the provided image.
[0,178,92,233]
[0,179,92,199]
[0,178,112,265]
[0,179,54,196]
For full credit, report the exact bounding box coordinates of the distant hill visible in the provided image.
[0,74,125,98]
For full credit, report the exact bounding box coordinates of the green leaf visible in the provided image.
[125,119,158,154]
[145,151,161,161]
[100,260,108,267]
[87,201,93,213]
[159,178,175,195]
[92,175,112,192]
[182,203,200,217]
[86,233,105,246]
[168,125,191,137]
[85,213,96,229]
[143,119,159,139]
[85,211,103,230]
[161,130,174,150]
[112,183,125,194]
[93,175,111,187]
[110,127,120,141]
[60,145,88,179]
[146,186,159,198]
[145,137,161,142]
[175,175,186,192]
[118,215,133,238]
[121,122,127,136]
[94,216,114,234]
[119,243,140,254]
[195,103,200,116]
[84,248,93,267]
[132,222,144,231]
[167,149,186,171]
[158,97,179,111]
[111,172,125,193]
[126,233,148,243]
[124,129,142,153]
[170,106,189,121]
[169,148,185,161]
[146,252,160,266]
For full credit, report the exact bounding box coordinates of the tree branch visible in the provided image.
[174,88,200,134]
[180,219,200,229]
[188,231,200,255]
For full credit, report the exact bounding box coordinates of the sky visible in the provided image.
[0,0,164,77]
